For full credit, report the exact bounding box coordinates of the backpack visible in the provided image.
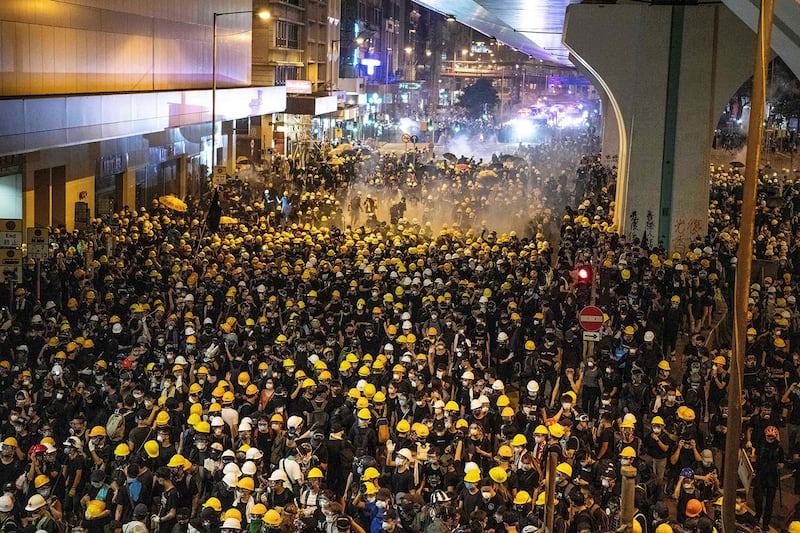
[376,417,390,444]
[309,400,329,432]
[106,410,127,443]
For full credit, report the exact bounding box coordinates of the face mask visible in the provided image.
[376,501,386,509]
[481,491,492,500]
[602,479,610,488]
[587,361,595,367]
[555,475,562,483]
[91,481,103,488]
[39,489,50,498]
[620,459,630,466]
[325,515,334,524]
[562,402,572,410]
[653,427,662,434]
[381,522,391,531]
[396,457,405,466]
[702,460,712,467]
[520,463,532,471]
[667,395,676,402]
[156,435,164,443]
[196,442,208,451]
[464,482,474,490]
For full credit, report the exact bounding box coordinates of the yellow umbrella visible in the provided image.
[219,216,239,225]
[331,143,353,154]
[159,195,187,212]
[477,170,497,178]
[330,157,344,166]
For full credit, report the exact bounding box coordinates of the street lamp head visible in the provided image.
[257,10,271,20]
[356,36,365,45]
[425,49,432,57]
[404,46,413,54]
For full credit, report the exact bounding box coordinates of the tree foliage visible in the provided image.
[457,78,499,119]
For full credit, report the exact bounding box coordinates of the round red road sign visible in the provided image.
[578,305,604,332]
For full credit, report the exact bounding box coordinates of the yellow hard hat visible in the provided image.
[464,468,481,483]
[144,440,160,458]
[510,434,527,446]
[489,466,508,483]
[237,477,255,491]
[202,497,222,512]
[167,454,188,468]
[514,490,532,505]
[250,504,267,516]
[264,509,282,526]
[114,443,131,457]
[620,446,637,458]
[362,467,381,481]
[156,411,171,426]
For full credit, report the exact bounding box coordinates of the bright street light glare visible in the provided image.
[257,10,271,20]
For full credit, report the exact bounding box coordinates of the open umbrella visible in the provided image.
[159,195,187,212]
[729,161,745,168]
[219,216,239,225]
[331,143,353,154]
[443,153,457,162]
[456,163,470,172]
[477,169,497,179]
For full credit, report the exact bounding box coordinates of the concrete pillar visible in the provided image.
[564,4,754,252]
[599,91,619,164]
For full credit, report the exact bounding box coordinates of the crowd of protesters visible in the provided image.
[1,133,800,533]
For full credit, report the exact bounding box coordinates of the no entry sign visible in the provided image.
[579,305,604,332]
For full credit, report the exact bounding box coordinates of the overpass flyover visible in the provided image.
[413,0,800,251]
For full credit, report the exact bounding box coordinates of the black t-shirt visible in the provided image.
[158,486,180,533]
[390,468,416,494]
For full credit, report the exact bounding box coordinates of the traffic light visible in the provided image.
[576,265,592,284]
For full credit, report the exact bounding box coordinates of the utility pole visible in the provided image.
[724,0,773,532]
[620,465,637,533]
[544,451,558,533]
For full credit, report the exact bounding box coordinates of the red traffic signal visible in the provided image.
[577,265,591,283]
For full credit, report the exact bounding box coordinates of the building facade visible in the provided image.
[0,0,287,230]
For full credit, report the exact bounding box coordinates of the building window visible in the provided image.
[276,21,300,49]
[275,66,299,85]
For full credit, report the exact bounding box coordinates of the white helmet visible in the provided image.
[430,490,451,504]
[25,494,46,512]
[462,371,474,381]
[222,472,239,488]
[221,518,241,531]
[527,380,540,394]
[223,463,241,477]
[210,417,225,427]
[241,461,257,476]
[0,495,12,512]
[245,447,263,461]
[268,469,289,483]
[238,421,252,432]
[497,332,509,342]
[287,416,304,430]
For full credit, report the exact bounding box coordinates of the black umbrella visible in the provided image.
[730,161,745,168]
[443,152,457,162]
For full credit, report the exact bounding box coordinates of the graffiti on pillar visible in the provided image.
[671,217,704,254]
[629,210,639,234]
[643,210,654,247]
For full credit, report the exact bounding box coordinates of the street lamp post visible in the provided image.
[211,9,270,193]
